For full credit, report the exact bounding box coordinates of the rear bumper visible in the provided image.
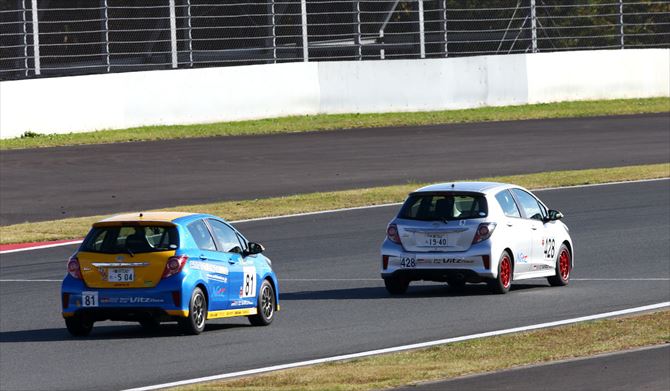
[61,275,185,319]
[381,239,495,281]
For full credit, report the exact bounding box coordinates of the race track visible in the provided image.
[1,113,669,225]
[1,180,668,391]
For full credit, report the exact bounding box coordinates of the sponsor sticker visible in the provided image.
[190,261,229,275]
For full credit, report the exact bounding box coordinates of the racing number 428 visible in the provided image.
[400,257,416,268]
[545,238,556,259]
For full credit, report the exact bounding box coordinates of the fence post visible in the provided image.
[619,0,626,49]
[271,0,277,63]
[530,0,537,53]
[22,0,28,76]
[186,0,193,66]
[104,0,110,72]
[418,0,425,58]
[169,0,178,68]
[30,0,40,75]
[443,0,448,57]
[354,0,362,60]
[301,0,308,61]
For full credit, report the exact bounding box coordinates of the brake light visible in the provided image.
[382,255,389,270]
[387,224,401,244]
[67,257,82,279]
[472,223,497,244]
[162,255,188,279]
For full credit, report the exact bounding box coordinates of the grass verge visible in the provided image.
[1,163,668,245]
[174,310,670,391]
[2,97,668,150]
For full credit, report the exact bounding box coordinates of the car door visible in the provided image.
[510,189,548,273]
[206,219,255,309]
[494,189,533,275]
[186,219,230,311]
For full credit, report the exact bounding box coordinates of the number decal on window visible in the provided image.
[544,238,556,259]
[400,257,416,268]
[241,267,257,298]
[82,291,98,307]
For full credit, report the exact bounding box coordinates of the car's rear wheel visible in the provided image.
[548,244,571,287]
[488,251,512,294]
[249,279,275,326]
[384,276,410,295]
[65,314,93,337]
[179,287,207,335]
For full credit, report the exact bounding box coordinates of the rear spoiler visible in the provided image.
[92,221,177,228]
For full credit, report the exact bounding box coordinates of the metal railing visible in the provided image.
[1,0,668,81]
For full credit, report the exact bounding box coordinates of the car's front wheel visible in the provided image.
[488,251,512,294]
[65,314,93,337]
[548,244,571,287]
[179,287,207,335]
[249,279,276,326]
[384,276,410,295]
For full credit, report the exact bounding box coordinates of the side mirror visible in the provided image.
[247,242,265,255]
[548,209,564,221]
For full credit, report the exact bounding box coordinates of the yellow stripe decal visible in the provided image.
[62,312,75,318]
[207,308,257,320]
[166,310,189,317]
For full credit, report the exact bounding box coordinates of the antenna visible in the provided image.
[139,212,143,218]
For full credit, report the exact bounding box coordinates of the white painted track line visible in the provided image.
[1,178,667,255]
[123,302,670,391]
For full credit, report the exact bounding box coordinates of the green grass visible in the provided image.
[2,97,668,150]
[175,310,670,391]
[1,163,667,244]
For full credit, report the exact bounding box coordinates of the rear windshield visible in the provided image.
[81,225,179,254]
[398,193,488,221]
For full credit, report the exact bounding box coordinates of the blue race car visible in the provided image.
[61,212,279,336]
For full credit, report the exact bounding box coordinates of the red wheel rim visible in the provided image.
[500,256,511,288]
[559,249,570,280]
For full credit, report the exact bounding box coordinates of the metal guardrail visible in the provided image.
[1,0,668,81]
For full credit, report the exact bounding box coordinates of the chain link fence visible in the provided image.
[1,0,668,81]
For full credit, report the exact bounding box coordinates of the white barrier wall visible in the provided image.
[1,49,668,139]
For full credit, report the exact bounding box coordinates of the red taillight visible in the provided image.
[387,224,401,244]
[162,255,188,279]
[171,291,181,307]
[382,255,389,270]
[67,257,82,279]
[482,255,491,270]
[472,223,497,244]
[62,293,70,309]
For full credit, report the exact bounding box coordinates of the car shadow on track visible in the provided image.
[0,322,250,343]
[280,283,548,301]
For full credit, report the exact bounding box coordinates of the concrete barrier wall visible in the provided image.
[1,49,668,139]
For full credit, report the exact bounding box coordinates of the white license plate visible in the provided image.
[422,233,448,247]
[108,268,134,282]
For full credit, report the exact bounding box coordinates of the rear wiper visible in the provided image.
[125,248,135,257]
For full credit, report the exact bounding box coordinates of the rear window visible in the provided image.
[398,193,488,221]
[81,225,178,254]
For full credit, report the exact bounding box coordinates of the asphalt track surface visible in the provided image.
[397,345,670,391]
[1,180,669,390]
[2,113,669,225]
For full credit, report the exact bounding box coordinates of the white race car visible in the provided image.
[380,182,573,294]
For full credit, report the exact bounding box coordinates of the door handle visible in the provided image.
[531,227,538,231]
[199,255,207,260]
[506,223,513,227]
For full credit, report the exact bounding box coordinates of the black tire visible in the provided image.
[65,314,93,337]
[488,251,513,294]
[179,287,207,335]
[384,276,410,295]
[139,318,161,332]
[249,279,276,326]
[548,244,571,287]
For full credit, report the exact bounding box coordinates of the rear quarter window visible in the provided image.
[399,193,488,221]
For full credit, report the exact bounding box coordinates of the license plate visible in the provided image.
[422,233,448,247]
[108,268,134,282]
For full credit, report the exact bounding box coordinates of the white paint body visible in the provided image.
[1,49,668,139]
[381,182,574,286]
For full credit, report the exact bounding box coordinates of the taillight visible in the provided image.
[62,293,70,309]
[162,255,188,279]
[67,257,82,279]
[387,224,401,244]
[472,223,497,244]
[382,255,389,270]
